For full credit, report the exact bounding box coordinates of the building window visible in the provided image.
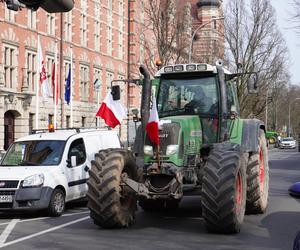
[80,13,88,46]
[94,20,100,51]
[66,115,70,128]
[106,72,114,90]
[64,11,72,42]
[64,61,71,81]
[26,51,37,92]
[27,10,36,29]
[47,13,56,35]
[107,0,113,56]
[94,68,102,89]
[46,57,55,96]
[5,8,15,22]
[80,65,89,101]
[48,114,54,125]
[81,117,86,127]
[4,45,17,89]
[94,68,102,101]
[29,113,34,134]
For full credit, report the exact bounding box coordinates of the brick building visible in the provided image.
[0,0,224,151]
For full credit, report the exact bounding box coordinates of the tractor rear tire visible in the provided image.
[201,147,247,234]
[246,130,269,214]
[87,148,138,228]
[139,199,179,212]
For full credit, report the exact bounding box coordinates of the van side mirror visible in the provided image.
[111,85,120,101]
[247,74,259,94]
[70,155,77,167]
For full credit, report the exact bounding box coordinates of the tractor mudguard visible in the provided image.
[241,119,265,153]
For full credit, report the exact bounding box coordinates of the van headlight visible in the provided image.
[22,174,44,188]
[166,145,179,155]
[144,145,153,156]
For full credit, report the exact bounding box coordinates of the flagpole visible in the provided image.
[54,40,58,129]
[70,46,73,128]
[35,35,40,129]
[97,89,100,127]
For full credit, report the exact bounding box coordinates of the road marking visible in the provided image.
[0,210,89,226]
[0,216,89,248]
[0,219,20,245]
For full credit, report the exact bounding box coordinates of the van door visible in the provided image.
[64,138,89,200]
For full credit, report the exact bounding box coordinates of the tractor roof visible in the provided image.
[155,63,232,77]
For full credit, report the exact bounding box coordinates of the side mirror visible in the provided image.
[70,155,77,167]
[111,85,120,101]
[247,74,259,94]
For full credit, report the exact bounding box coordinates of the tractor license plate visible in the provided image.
[0,195,12,203]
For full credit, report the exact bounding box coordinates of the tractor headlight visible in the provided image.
[166,145,179,155]
[144,145,153,156]
[22,174,44,188]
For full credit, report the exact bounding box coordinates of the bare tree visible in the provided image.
[136,0,192,76]
[224,0,290,122]
[290,0,300,33]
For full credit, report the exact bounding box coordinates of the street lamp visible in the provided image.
[188,16,224,63]
[288,97,300,137]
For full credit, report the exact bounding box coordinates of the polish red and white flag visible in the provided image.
[96,91,127,128]
[146,96,160,145]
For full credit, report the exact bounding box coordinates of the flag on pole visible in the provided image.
[51,63,59,105]
[65,67,71,105]
[38,39,50,97]
[146,96,160,145]
[96,91,127,128]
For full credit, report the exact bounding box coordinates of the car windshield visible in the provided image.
[0,140,65,166]
[282,138,294,142]
[157,76,219,118]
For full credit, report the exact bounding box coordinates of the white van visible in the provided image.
[0,128,120,216]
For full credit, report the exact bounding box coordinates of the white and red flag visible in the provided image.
[96,91,127,128]
[146,96,160,145]
[38,38,50,97]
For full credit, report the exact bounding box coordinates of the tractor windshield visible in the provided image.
[157,76,219,118]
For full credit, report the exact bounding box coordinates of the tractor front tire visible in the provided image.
[87,149,138,228]
[201,147,247,234]
[246,130,269,214]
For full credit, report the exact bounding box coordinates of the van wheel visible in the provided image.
[48,189,65,217]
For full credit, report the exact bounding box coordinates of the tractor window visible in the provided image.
[157,76,218,117]
[227,82,235,112]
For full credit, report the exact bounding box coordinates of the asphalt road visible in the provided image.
[0,147,300,250]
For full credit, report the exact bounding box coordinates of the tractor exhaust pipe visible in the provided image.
[139,65,151,141]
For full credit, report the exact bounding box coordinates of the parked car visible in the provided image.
[279,137,296,149]
[0,128,120,216]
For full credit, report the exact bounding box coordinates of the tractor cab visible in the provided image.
[144,63,240,166]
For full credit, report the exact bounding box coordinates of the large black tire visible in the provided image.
[87,148,138,228]
[47,188,65,217]
[246,130,269,214]
[139,199,179,212]
[201,147,247,234]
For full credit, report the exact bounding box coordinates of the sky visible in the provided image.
[223,0,300,85]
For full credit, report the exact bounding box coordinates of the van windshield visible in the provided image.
[1,140,65,166]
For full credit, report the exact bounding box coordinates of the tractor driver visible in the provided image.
[184,86,213,114]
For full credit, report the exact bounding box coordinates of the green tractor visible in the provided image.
[87,62,269,234]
